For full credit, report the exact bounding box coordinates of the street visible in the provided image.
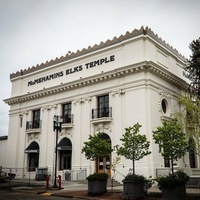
[0,191,79,200]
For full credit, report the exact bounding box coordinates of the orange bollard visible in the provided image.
[57,175,61,190]
[46,175,50,189]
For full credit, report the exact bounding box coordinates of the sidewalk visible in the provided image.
[7,179,200,199]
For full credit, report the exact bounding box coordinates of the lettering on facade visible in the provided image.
[28,55,115,86]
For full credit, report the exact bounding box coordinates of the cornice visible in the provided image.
[4,61,188,105]
[10,26,187,80]
[147,61,188,90]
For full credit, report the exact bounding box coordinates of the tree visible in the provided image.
[81,132,111,172]
[117,123,151,175]
[178,96,200,155]
[82,132,111,195]
[186,37,200,100]
[153,118,188,174]
[177,38,200,156]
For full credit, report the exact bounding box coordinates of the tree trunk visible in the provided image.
[171,158,174,174]
[132,159,135,175]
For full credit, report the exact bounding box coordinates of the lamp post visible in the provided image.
[52,115,63,188]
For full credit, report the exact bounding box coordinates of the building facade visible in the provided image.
[3,27,196,182]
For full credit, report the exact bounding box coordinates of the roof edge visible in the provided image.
[10,26,187,79]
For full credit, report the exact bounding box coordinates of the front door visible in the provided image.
[97,156,111,178]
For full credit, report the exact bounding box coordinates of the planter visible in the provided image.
[161,184,186,200]
[88,179,107,196]
[122,179,145,199]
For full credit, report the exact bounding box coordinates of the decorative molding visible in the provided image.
[22,111,28,116]
[42,104,57,111]
[4,63,187,106]
[59,129,73,137]
[111,89,125,97]
[160,116,171,121]
[158,89,172,99]
[27,133,40,142]
[73,98,84,105]
[92,121,112,133]
[73,96,92,105]
[83,96,92,103]
[158,89,172,117]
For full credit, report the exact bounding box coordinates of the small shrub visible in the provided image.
[123,173,145,183]
[157,171,189,188]
[86,173,108,181]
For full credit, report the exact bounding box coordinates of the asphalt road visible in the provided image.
[0,191,79,200]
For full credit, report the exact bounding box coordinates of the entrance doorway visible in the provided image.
[96,133,111,178]
[57,138,72,170]
[97,156,111,178]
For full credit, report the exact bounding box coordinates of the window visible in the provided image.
[98,95,109,118]
[164,157,170,167]
[63,103,72,123]
[160,98,171,117]
[20,115,23,127]
[161,99,167,114]
[33,109,40,128]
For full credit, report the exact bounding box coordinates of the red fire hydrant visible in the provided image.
[57,175,62,190]
[46,175,50,189]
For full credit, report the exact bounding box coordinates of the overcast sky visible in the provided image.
[0,0,199,136]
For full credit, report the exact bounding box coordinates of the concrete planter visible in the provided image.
[161,184,186,200]
[87,179,107,196]
[122,179,145,199]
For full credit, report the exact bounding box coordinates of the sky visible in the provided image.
[0,0,200,136]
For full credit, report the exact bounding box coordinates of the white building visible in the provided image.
[2,27,196,182]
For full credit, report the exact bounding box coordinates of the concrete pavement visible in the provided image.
[5,178,200,199]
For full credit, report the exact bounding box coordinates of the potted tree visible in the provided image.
[81,132,111,196]
[117,123,151,199]
[153,118,189,200]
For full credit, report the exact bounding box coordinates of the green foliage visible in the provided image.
[144,176,155,190]
[86,172,108,181]
[81,132,111,161]
[157,171,189,188]
[117,123,151,174]
[186,37,200,99]
[123,173,145,183]
[178,96,200,155]
[153,118,188,173]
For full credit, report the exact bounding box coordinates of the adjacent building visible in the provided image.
[2,27,196,182]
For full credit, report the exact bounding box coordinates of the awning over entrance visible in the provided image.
[25,141,39,153]
[57,138,72,150]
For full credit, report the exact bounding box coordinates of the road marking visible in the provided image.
[41,192,52,196]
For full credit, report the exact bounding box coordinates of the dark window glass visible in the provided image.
[164,157,170,167]
[59,150,72,170]
[98,95,109,117]
[28,153,39,171]
[63,103,72,123]
[161,99,167,114]
[33,110,40,128]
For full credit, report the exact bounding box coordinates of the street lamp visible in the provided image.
[52,115,63,188]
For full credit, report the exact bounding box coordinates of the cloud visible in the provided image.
[0,0,200,136]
